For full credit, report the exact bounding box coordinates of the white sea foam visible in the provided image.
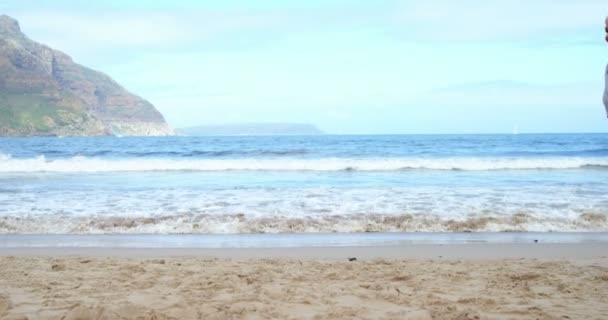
[0,154,607,172]
[0,186,606,233]
[0,210,606,234]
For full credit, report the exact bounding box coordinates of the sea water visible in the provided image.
[0,133,607,233]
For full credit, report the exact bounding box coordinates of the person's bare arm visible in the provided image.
[605,16,608,42]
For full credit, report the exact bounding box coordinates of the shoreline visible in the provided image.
[1,232,608,249]
[2,232,608,260]
[1,243,607,260]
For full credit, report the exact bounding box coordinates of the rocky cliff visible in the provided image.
[0,15,174,136]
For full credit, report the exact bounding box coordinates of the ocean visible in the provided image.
[0,133,607,234]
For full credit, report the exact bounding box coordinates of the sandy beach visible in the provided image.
[1,244,607,320]
[2,2,608,319]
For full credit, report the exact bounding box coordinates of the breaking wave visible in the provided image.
[0,154,607,173]
[0,211,606,234]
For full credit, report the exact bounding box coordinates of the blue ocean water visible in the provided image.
[0,133,607,233]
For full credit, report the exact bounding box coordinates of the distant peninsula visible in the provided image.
[177,123,324,136]
[0,15,173,136]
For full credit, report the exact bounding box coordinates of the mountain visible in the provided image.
[177,123,324,136]
[0,15,173,136]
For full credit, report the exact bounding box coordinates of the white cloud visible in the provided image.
[16,12,188,48]
[418,80,603,108]
[12,9,295,53]
[12,0,606,55]
[390,0,607,41]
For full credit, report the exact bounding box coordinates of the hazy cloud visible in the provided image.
[390,0,606,42]
[420,80,602,108]
[9,0,605,56]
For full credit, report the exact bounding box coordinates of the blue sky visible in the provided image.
[3,0,608,133]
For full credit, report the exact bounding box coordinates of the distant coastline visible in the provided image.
[177,123,324,136]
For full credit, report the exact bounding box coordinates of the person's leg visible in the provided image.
[604,65,608,117]
[604,18,608,117]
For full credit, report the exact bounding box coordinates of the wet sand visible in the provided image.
[0,244,607,319]
[1,243,608,259]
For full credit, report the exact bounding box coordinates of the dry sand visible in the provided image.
[0,245,607,319]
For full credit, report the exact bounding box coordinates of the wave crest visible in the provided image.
[0,154,607,172]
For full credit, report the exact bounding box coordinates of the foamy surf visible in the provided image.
[0,211,606,234]
[2,134,608,235]
[1,185,607,233]
[1,154,607,172]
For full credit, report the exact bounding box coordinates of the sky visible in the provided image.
[2,0,608,134]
